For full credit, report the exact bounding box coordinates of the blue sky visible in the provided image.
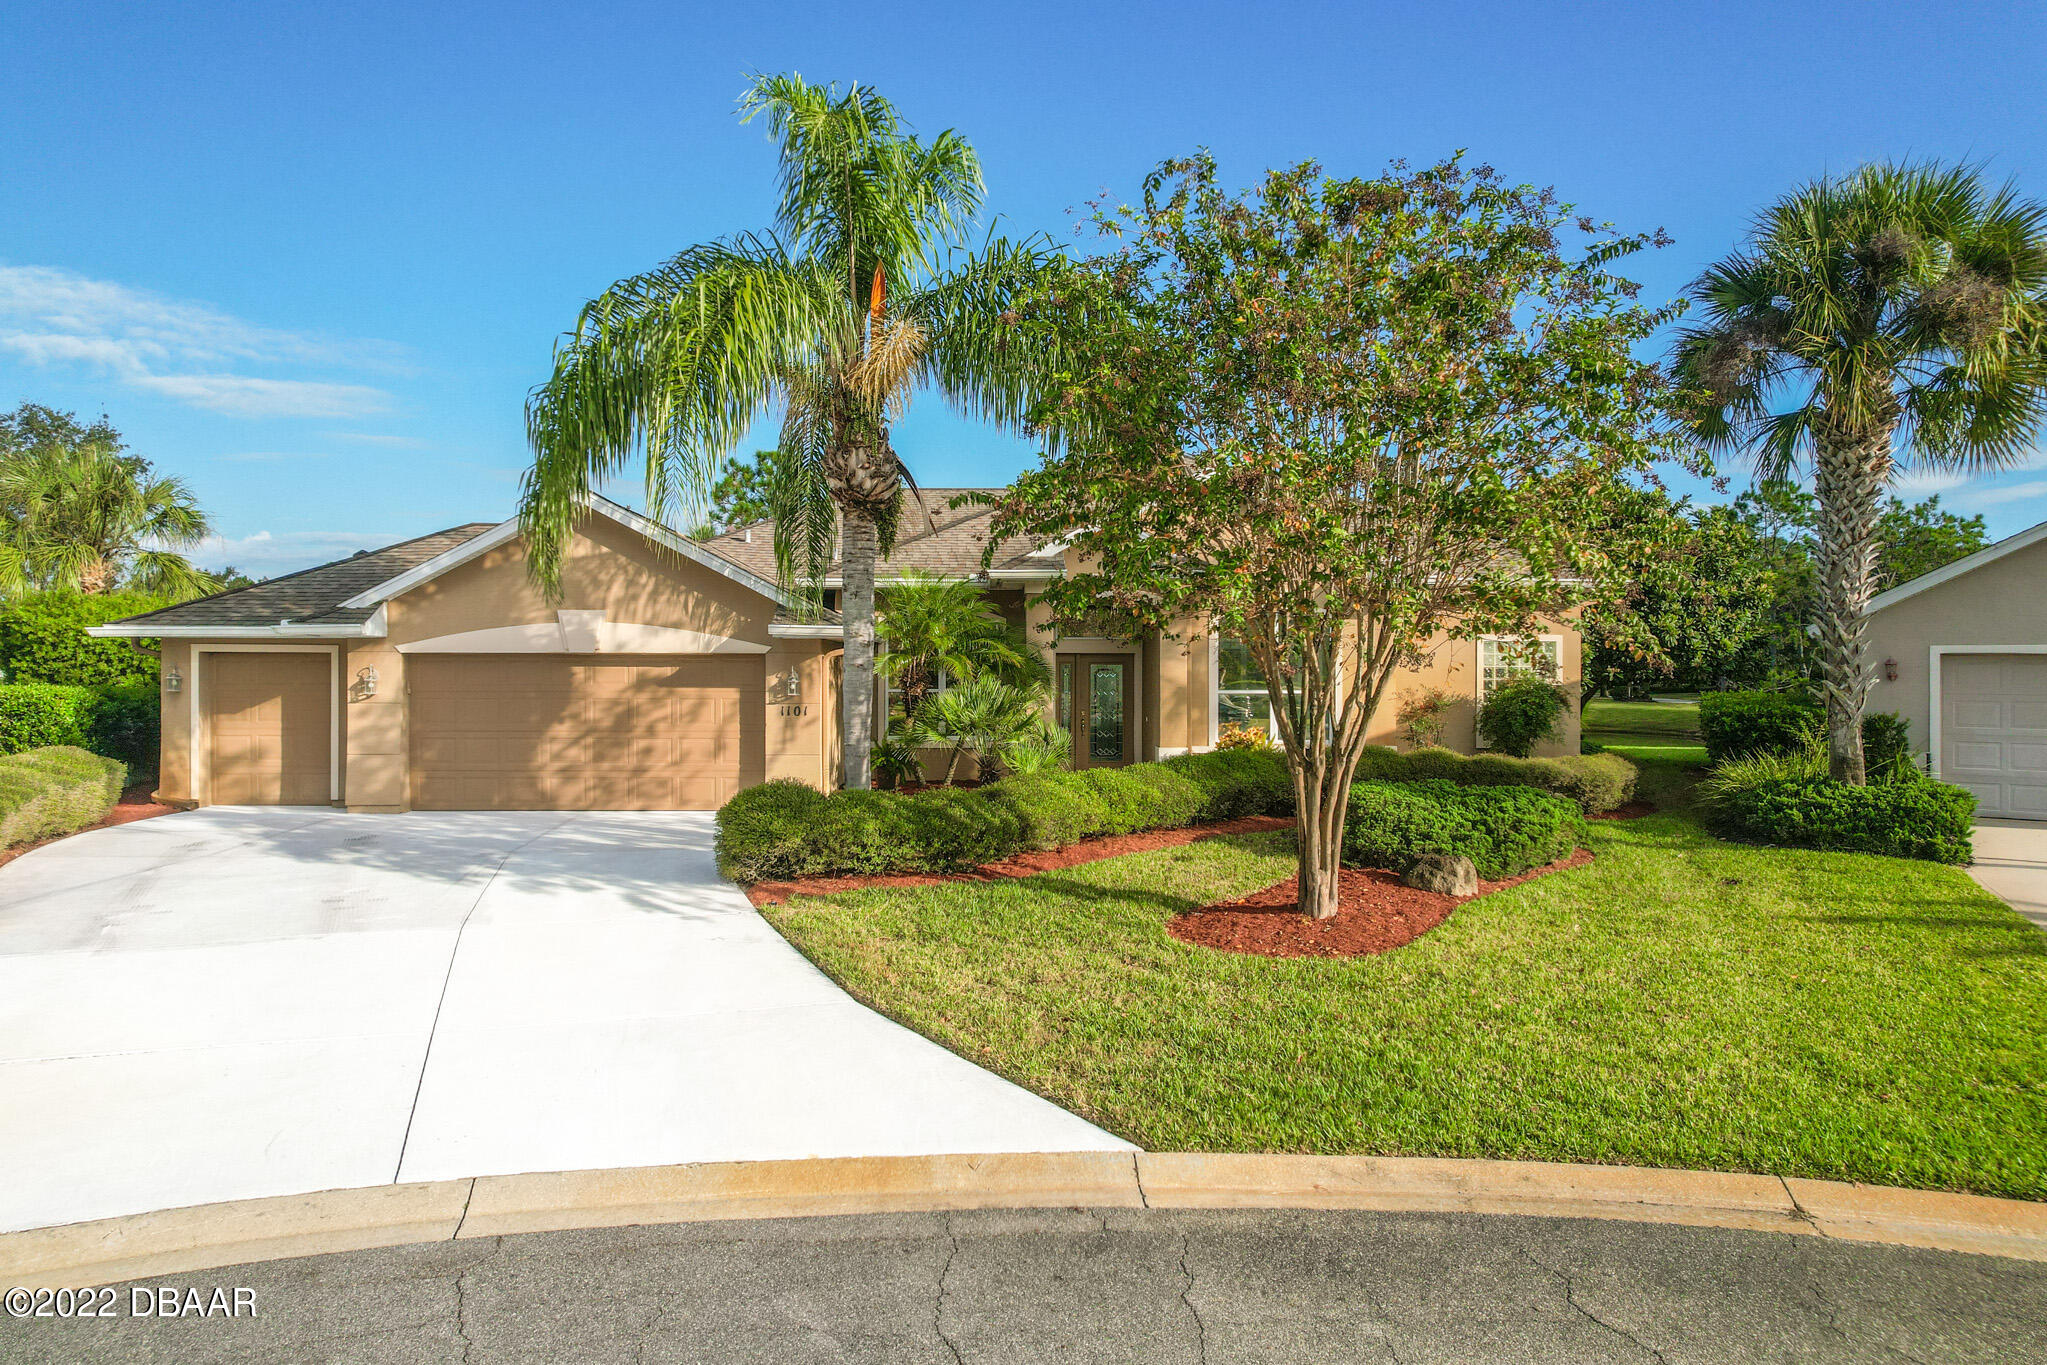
[4,0,2045,576]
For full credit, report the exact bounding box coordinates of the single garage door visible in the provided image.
[1941,653,2047,819]
[408,655,763,810]
[205,651,332,806]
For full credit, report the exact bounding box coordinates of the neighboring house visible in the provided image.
[91,490,1582,811]
[1864,516,2047,819]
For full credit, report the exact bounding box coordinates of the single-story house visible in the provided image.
[1865,515,2047,819]
[92,490,1583,811]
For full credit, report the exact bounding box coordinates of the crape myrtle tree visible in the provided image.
[992,155,1686,920]
[521,75,1058,790]
[1674,163,2047,783]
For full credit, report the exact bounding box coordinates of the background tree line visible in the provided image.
[1585,481,1990,700]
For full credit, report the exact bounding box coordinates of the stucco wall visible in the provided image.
[1864,536,2047,768]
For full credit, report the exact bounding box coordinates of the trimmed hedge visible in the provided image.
[1353,745,1636,814]
[715,748,1294,882]
[1701,774,1975,864]
[1699,690,1821,763]
[1699,691,1921,780]
[0,683,94,754]
[1342,780,1587,881]
[0,590,166,687]
[0,681,160,770]
[0,745,126,850]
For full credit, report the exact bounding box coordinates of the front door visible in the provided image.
[1059,655,1135,769]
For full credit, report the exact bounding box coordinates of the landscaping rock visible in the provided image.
[1402,853,1478,897]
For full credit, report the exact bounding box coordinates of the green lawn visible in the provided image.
[765,808,2047,1199]
[1584,697,1701,738]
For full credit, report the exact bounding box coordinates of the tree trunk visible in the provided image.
[839,507,880,791]
[1811,423,1892,785]
[1293,762,1348,921]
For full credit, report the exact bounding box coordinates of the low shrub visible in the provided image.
[1477,675,1570,757]
[82,681,160,771]
[0,682,94,754]
[0,745,126,850]
[714,747,1295,881]
[1341,780,1586,880]
[1698,690,1821,763]
[1350,744,1636,814]
[1215,721,1274,751]
[1701,771,1975,864]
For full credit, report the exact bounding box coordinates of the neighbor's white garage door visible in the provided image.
[1940,653,2047,819]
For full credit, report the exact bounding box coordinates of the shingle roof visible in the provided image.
[109,524,500,630]
[697,488,1059,581]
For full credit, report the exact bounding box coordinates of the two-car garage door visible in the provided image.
[1940,653,2047,819]
[408,655,763,810]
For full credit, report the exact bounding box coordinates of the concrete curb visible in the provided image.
[4,1152,2042,1287]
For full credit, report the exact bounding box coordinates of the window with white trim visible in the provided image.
[1479,636,1562,698]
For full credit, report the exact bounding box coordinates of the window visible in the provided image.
[1479,637,1562,698]
[1218,638,1275,735]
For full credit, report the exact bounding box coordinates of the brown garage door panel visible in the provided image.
[206,652,332,806]
[408,655,762,810]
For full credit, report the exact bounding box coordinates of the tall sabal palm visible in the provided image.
[1675,163,2047,782]
[521,73,1055,789]
[0,435,216,598]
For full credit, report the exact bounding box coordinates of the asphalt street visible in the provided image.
[4,1207,2041,1363]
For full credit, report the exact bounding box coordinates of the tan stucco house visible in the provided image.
[1864,516,2047,819]
[93,491,1582,811]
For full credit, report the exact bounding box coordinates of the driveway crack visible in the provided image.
[393,815,580,1182]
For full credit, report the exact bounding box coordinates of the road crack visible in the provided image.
[1177,1232,1209,1365]
[934,1213,966,1365]
[1520,1248,1670,1364]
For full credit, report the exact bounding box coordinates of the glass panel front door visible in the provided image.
[1088,663,1126,763]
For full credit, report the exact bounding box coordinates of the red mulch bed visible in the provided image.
[1589,800,1656,821]
[0,782,181,870]
[1167,848,1596,959]
[744,814,1297,907]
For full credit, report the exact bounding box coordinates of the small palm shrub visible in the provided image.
[1477,675,1570,757]
[996,721,1070,777]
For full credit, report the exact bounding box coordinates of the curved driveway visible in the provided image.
[0,809,1126,1234]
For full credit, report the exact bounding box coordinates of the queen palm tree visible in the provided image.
[0,411,217,598]
[520,74,1056,789]
[1675,163,2047,782]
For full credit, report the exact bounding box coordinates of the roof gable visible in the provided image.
[1865,516,2047,616]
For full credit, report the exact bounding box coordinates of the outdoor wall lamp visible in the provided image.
[163,666,182,694]
[351,666,380,701]
[778,666,802,702]
[1884,658,1898,682]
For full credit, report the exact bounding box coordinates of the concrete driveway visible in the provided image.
[1970,819,2047,932]
[0,809,1127,1234]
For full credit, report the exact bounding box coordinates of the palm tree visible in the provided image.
[520,73,1056,789]
[877,570,1045,721]
[0,423,217,598]
[1675,163,2047,782]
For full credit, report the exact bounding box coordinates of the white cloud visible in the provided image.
[193,529,398,575]
[1957,480,2047,509]
[0,264,400,419]
[1890,467,1972,497]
